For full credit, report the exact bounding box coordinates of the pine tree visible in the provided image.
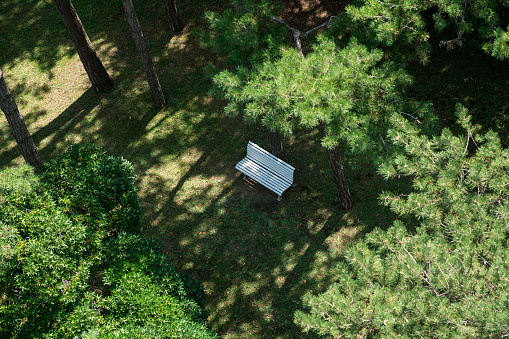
[197,1,288,158]
[343,0,509,62]
[162,0,183,33]
[53,0,114,92]
[214,36,434,209]
[198,0,344,161]
[196,0,286,69]
[0,69,43,172]
[295,105,509,337]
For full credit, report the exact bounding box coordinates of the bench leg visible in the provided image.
[243,174,247,180]
[277,194,282,201]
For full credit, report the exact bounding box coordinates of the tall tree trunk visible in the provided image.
[0,69,43,172]
[162,0,183,33]
[266,128,285,160]
[320,123,353,210]
[326,146,353,210]
[122,0,166,109]
[53,0,113,93]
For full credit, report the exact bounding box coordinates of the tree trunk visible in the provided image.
[320,123,353,210]
[162,0,183,33]
[266,128,285,160]
[326,146,353,210]
[0,69,43,172]
[53,0,113,93]
[122,0,166,109]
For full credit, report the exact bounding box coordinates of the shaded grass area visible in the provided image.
[406,38,509,143]
[140,124,404,337]
[1,0,508,338]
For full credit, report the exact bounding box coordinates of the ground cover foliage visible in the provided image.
[1,0,509,338]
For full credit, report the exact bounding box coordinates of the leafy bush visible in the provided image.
[0,168,93,338]
[38,144,142,236]
[0,147,219,339]
[101,233,208,322]
[94,233,219,339]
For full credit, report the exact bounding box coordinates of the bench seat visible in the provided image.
[235,141,295,201]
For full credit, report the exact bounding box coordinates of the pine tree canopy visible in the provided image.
[214,35,435,161]
[295,105,509,338]
[343,0,509,62]
[195,0,286,69]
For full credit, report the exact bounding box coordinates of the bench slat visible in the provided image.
[245,154,293,184]
[246,153,294,182]
[247,141,295,173]
[236,159,291,194]
[247,144,294,180]
[248,141,295,170]
[236,161,291,194]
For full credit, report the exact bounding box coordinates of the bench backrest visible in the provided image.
[246,141,294,182]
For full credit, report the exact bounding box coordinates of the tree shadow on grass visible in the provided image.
[0,87,100,167]
[146,182,348,338]
[0,0,231,163]
[0,0,73,72]
[136,123,400,338]
[406,40,509,144]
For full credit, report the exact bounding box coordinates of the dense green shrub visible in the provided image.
[93,233,218,339]
[43,234,220,339]
[0,166,93,338]
[0,148,219,339]
[38,144,142,236]
[101,233,207,316]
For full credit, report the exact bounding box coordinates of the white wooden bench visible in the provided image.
[235,141,295,201]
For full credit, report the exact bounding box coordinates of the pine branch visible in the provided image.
[302,16,339,39]
[399,111,422,124]
[269,15,339,57]
[380,134,390,155]
[269,16,304,57]
[435,261,450,291]
[400,243,417,264]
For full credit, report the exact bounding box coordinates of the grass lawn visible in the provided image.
[1,0,508,338]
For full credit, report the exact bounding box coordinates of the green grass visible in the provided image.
[1,1,508,338]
